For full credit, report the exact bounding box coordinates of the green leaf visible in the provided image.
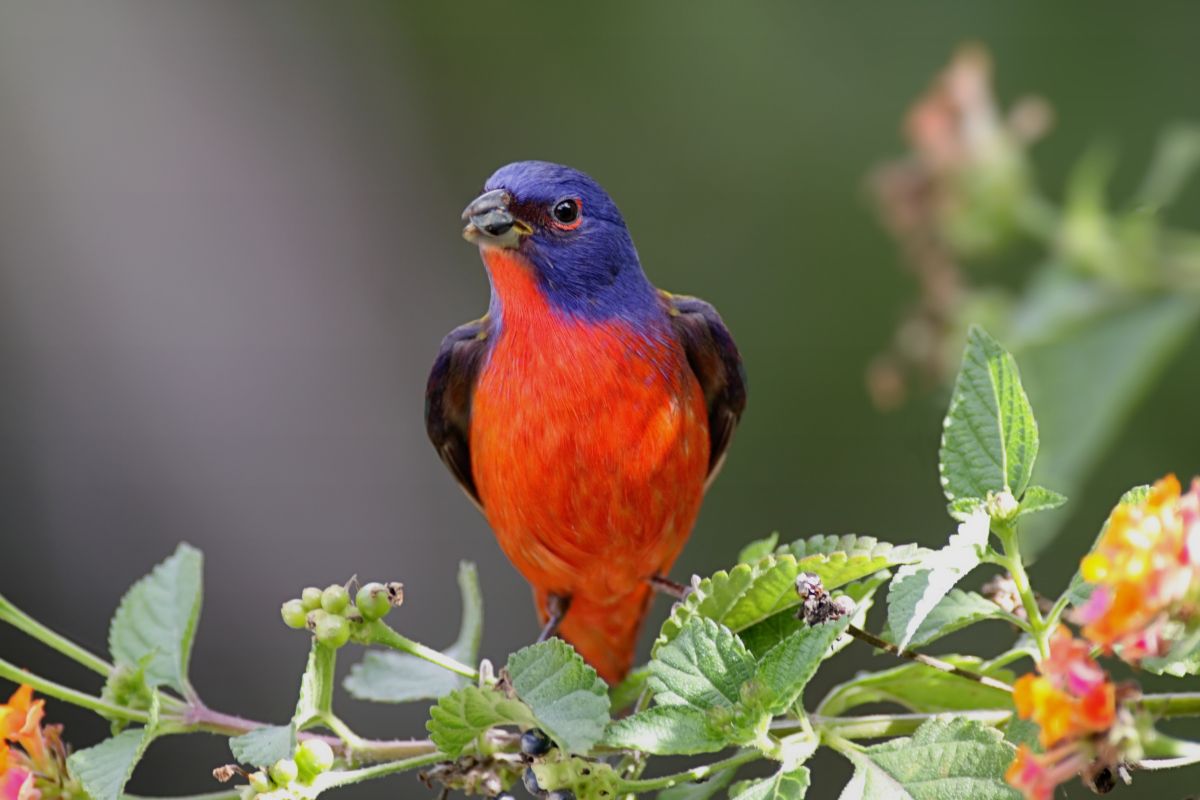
[649,618,755,709]
[836,718,1019,800]
[293,641,336,729]
[887,512,990,651]
[657,768,736,800]
[738,533,780,564]
[1141,626,1200,677]
[939,325,1039,503]
[67,695,159,800]
[427,685,537,758]
[603,706,726,755]
[730,767,810,800]
[818,657,1014,716]
[107,543,203,694]
[229,725,296,768]
[344,561,482,703]
[1015,294,1200,556]
[885,589,1006,649]
[754,618,849,715]
[1016,486,1066,518]
[610,666,651,713]
[656,537,922,653]
[507,639,611,754]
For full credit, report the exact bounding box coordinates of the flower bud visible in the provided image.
[280,600,308,629]
[247,771,273,792]
[320,584,351,615]
[300,587,323,611]
[295,738,335,778]
[355,582,391,621]
[270,757,299,786]
[315,613,351,649]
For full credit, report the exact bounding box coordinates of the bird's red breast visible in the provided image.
[469,249,710,682]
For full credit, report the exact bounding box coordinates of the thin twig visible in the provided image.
[846,624,1014,694]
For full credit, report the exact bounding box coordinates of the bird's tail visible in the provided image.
[536,584,655,685]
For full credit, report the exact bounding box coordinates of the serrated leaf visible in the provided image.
[754,618,849,715]
[657,767,736,800]
[67,695,159,800]
[230,725,296,768]
[345,561,482,703]
[836,718,1019,800]
[887,512,989,652]
[427,685,537,758]
[507,639,610,754]
[656,537,922,653]
[738,533,780,564]
[939,326,1039,503]
[294,642,336,729]
[885,589,1006,649]
[818,657,1014,716]
[603,706,725,755]
[1141,626,1200,676]
[649,618,755,710]
[107,544,203,694]
[730,767,810,800]
[1016,486,1066,518]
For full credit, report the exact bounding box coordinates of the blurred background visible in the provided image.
[2,2,1199,798]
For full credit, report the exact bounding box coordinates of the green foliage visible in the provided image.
[650,618,756,709]
[886,589,1006,649]
[507,639,611,754]
[657,536,922,653]
[294,642,337,729]
[658,768,737,800]
[427,685,537,757]
[604,705,727,755]
[230,725,296,768]
[738,533,779,564]
[939,326,1039,506]
[835,718,1020,800]
[886,512,990,652]
[729,767,810,800]
[107,543,203,694]
[66,695,159,800]
[753,618,849,715]
[818,658,1015,716]
[344,561,482,703]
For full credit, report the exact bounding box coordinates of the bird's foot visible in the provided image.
[536,593,572,642]
[648,573,691,600]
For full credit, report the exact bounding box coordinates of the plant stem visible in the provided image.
[179,703,438,761]
[0,593,113,676]
[362,620,478,680]
[994,524,1050,660]
[313,751,447,789]
[0,657,148,723]
[126,793,242,800]
[1139,692,1200,718]
[614,748,760,793]
[846,625,1013,693]
[811,710,1014,740]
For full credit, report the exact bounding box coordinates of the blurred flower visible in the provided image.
[1074,475,1200,663]
[1007,628,1126,799]
[1013,628,1115,748]
[1006,744,1086,800]
[0,685,79,800]
[867,45,1052,410]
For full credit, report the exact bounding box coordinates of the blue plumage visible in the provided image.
[482,161,664,326]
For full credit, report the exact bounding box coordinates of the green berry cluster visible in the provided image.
[280,581,401,648]
[242,739,335,798]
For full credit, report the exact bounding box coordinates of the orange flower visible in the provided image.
[0,685,63,799]
[1006,744,1087,800]
[0,686,45,766]
[1012,628,1115,748]
[1074,475,1200,662]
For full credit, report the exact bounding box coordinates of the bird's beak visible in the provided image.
[462,189,533,249]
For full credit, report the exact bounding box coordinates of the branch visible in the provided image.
[359,620,479,681]
[846,624,1014,694]
[0,593,113,676]
[0,656,149,724]
[614,748,761,794]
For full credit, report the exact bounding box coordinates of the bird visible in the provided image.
[426,161,746,683]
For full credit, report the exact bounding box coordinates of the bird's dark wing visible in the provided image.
[425,316,492,511]
[661,291,748,488]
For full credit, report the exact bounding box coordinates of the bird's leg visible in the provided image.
[648,573,690,600]
[536,593,572,642]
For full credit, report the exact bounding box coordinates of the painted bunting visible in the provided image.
[426,161,746,682]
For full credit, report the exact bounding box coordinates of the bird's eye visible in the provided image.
[551,198,582,228]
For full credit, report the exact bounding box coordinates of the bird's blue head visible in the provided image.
[462,161,659,323]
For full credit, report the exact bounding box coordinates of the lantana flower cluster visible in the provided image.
[0,685,78,800]
[1007,475,1200,800]
[1075,475,1200,662]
